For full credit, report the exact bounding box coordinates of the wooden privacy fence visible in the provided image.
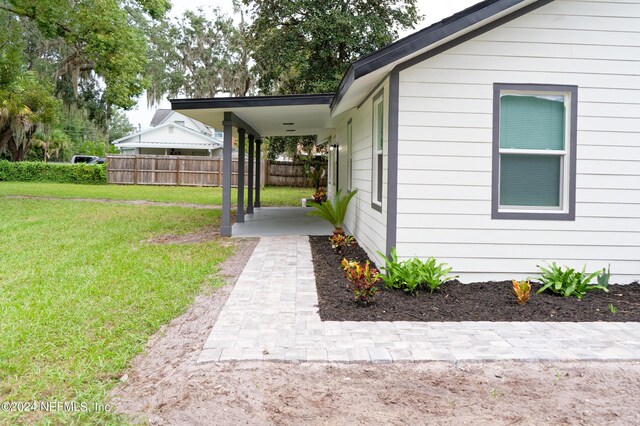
[265,160,328,187]
[107,155,327,187]
[106,154,266,187]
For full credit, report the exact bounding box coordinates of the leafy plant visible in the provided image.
[307,188,357,235]
[536,262,609,299]
[311,187,327,203]
[377,247,403,287]
[597,264,611,289]
[378,248,457,294]
[329,233,355,250]
[306,164,326,190]
[608,304,618,314]
[512,279,531,305]
[341,258,380,304]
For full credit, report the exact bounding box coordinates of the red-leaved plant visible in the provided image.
[341,258,380,304]
[329,234,355,250]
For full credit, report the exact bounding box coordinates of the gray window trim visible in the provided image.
[386,70,399,258]
[492,83,578,221]
[371,89,384,212]
[347,119,353,191]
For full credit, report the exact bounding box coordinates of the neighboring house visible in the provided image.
[172,0,640,283]
[112,110,224,156]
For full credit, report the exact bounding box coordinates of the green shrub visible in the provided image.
[0,160,106,185]
[378,248,458,294]
[536,262,609,299]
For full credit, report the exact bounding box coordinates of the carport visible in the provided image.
[171,94,336,236]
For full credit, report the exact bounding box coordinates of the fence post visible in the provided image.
[176,156,180,186]
[133,155,138,185]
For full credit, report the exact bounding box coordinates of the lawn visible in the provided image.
[0,182,312,207]
[0,198,233,424]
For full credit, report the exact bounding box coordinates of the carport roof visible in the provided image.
[170,94,335,140]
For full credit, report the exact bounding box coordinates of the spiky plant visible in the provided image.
[307,188,357,235]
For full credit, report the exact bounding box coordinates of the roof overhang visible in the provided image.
[171,94,335,140]
[170,0,550,131]
[330,0,545,116]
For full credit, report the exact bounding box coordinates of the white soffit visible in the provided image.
[174,103,335,140]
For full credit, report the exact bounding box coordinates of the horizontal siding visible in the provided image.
[396,0,640,282]
[396,213,640,232]
[333,78,389,265]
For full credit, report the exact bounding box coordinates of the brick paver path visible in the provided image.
[199,236,640,363]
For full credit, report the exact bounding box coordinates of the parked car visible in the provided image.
[87,157,105,164]
[71,155,99,164]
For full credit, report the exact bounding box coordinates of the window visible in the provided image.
[372,92,384,210]
[347,119,353,190]
[492,83,577,220]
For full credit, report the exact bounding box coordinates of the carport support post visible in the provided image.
[247,134,254,214]
[221,113,233,237]
[236,128,246,223]
[255,139,262,208]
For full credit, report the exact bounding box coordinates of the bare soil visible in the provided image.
[3,195,217,209]
[310,235,640,322]
[109,237,640,425]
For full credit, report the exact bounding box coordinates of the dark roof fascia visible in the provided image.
[331,0,537,111]
[171,94,334,110]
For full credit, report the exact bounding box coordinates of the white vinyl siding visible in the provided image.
[396,0,640,282]
[332,79,390,266]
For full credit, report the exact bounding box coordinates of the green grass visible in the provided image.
[0,199,234,424]
[0,182,312,207]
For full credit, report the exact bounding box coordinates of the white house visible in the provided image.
[172,0,640,283]
[112,110,224,156]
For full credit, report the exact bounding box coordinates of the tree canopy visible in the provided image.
[244,0,420,95]
[0,0,168,160]
[242,0,420,159]
[145,5,253,105]
[1,0,422,161]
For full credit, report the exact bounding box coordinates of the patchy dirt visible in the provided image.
[310,235,640,322]
[109,236,640,425]
[3,195,217,209]
[145,226,222,245]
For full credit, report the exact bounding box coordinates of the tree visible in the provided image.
[244,0,420,95]
[0,0,168,160]
[1,0,169,109]
[30,128,70,162]
[243,0,420,159]
[109,109,135,142]
[145,5,254,105]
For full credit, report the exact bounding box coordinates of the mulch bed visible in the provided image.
[309,235,640,322]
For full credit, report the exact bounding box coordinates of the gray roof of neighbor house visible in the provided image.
[150,109,173,127]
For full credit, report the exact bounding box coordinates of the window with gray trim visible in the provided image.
[492,83,577,221]
[372,92,384,210]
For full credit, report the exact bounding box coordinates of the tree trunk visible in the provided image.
[0,129,12,156]
[7,127,36,161]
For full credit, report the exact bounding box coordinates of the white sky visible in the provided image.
[126,0,479,128]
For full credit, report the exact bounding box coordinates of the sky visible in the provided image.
[125,0,479,128]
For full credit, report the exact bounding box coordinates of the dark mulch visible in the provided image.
[310,235,640,322]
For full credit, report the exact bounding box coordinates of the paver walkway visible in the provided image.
[199,236,640,363]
